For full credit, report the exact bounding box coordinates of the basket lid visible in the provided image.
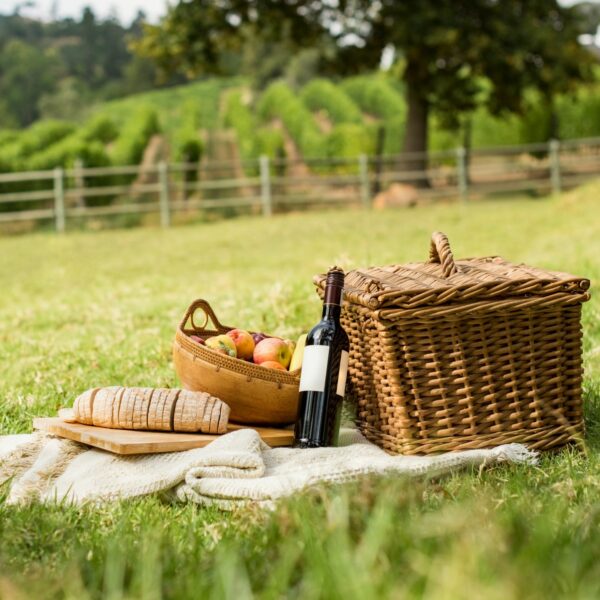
[314,231,591,310]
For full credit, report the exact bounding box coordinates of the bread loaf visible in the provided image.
[73,387,230,434]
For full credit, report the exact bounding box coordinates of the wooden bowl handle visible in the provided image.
[429,231,458,277]
[180,299,231,334]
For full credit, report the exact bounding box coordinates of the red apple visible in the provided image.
[189,334,205,345]
[260,360,287,371]
[226,328,255,360]
[253,337,292,369]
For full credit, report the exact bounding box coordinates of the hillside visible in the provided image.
[1,75,600,175]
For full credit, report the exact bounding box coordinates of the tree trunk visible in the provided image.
[401,81,430,188]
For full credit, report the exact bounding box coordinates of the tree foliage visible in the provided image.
[0,9,171,127]
[135,0,595,159]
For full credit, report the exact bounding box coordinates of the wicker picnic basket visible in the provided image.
[173,299,300,425]
[315,231,591,455]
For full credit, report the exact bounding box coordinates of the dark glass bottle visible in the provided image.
[294,267,350,448]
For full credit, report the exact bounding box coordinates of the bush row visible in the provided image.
[327,124,374,159]
[0,130,18,146]
[256,81,379,167]
[0,120,75,172]
[109,107,160,166]
[172,101,203,163]
[224,90,285,177]
[223,91,258,162]
[80,115,119,145]
[24,138,110,172]
[19,115,121,172]
[300,79,363,124]
[258,81,327,158]
[342,76,405,121]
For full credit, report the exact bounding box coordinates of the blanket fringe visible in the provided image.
[0,432,46,486]
[494,443,539,465]
[2,435,86,504]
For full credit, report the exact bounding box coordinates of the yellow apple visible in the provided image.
[205,335,237,358]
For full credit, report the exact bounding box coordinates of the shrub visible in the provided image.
[80,115,119,145]
[301,79,363,124]
[223,91,285,176]
[172,101,202,163]
[256,128,285,160]
[381,118,405,155]
[21,114,117,172]
[25,137,110,171]
[0,130,18,146]
[17,120,76,155]
[0,120,75,172]
[342,76,405,121]
[258,81,326,158]
[557,87,600,140]
[109,107,160,166]
[326,123,373,159]
[223,91,257,161]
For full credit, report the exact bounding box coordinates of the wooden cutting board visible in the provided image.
[33,417,294,455]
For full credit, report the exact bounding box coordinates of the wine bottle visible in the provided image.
[294,267,350,448]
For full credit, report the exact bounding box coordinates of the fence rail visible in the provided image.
[1,136,600,232]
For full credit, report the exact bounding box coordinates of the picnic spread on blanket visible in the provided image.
[0,231,591,506]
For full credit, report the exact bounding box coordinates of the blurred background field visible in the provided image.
[0,188,599,597]
[1,2,600,233]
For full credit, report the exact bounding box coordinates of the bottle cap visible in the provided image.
[324,267,344,304]
[326,266,345,288]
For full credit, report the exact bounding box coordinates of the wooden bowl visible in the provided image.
[173,299,300,426]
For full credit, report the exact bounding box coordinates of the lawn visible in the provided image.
[0,187,599,599]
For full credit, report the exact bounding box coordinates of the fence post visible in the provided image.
[358,153,370,208]
[456,146,468,202]
[549,139,561,196]
[158,161,170,228]
[53,167,65,233]
[259,155,272,217]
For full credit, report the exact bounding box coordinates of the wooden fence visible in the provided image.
[1,136,600,232]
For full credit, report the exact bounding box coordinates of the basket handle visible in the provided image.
[179,299,230,333]
[428,231,458,277]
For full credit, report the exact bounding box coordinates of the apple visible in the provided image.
[205,335,237,358]
[189,334,205,345]
[260,360,287,371]
[253,337,292,369]
[284,339,296,356]
[226,328,255,360]
[252,332,268,346]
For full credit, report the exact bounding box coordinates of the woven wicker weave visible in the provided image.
[173,299,300,425]
[315,231,591,455]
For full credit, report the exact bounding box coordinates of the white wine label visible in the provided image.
[299,345,330,392]
[336,350,349,397]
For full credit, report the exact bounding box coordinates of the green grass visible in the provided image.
[1,186,599,598]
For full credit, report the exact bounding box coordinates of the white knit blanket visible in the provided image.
[0,429,538,509]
